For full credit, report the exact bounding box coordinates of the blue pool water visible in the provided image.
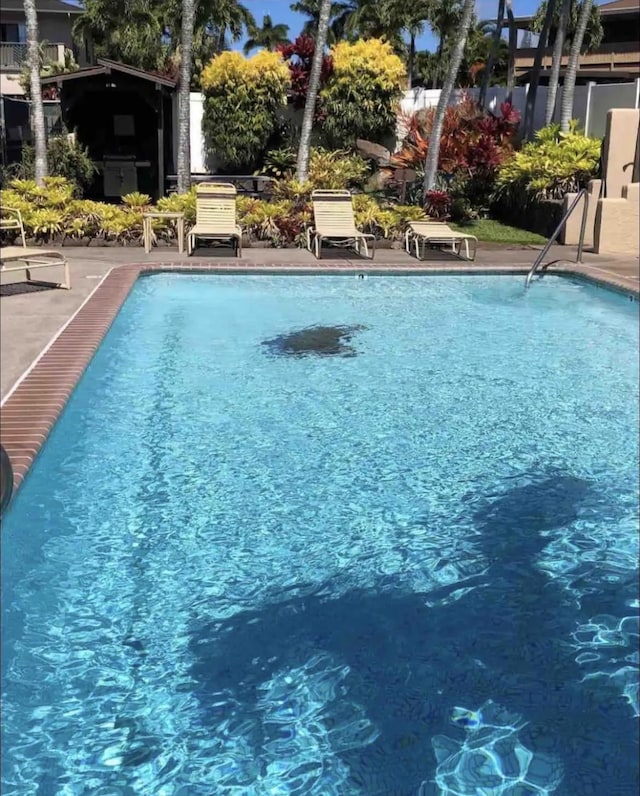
[2,274,638,796]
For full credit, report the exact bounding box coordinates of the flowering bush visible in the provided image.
[201,51,290,172]
[320,39,406,148]
[424,190,452,220]
[389,96,520,218]
[277,35,333,119]
[391,97,519,179]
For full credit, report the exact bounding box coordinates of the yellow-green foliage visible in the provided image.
[260,147,370,195]
[201,50,290,171]
[122,192,152,208]
[308,148,370,190]
[352,195,426,240]
[157,188,197,224]
[329,39,406,93]
[497,123,601,199]
[1,180,423,247]
[321,39,406,147]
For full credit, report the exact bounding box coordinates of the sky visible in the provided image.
[235,0,547,52]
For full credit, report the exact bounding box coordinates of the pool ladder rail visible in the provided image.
[1,444,14,517]
[525,187,590,290]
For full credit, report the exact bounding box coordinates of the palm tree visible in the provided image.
[423,0,476,195]
[195,0,255,54]
[559,0,593,131]
[177,0,195,194]
[296,0,332,182]
[505,0,517,102]
[544,0,571,125]
[463,20,509,89]
[243,15,290,54]
[73,0,169,72]
[379,0,433,88]
[290,0,353,43]
[24,0,48,184]
[427,0,463,89]
[523,0,557,140]
[479,0,505,108]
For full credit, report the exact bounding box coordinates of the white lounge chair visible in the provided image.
[187,183,243,256]
[405,221,478,261]
[1,208,70,289]
[307,189,375,259]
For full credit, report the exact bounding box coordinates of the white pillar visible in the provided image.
[583,82,596,137]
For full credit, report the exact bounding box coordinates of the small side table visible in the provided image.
[142,212,185,254]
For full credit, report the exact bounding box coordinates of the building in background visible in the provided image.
[514,0,640,85]
[0,0,85,167]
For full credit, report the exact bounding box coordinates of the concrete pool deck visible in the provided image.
[1,243,638,491]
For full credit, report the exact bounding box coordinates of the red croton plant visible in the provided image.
[389,94,520,182]
[277,35,333,120]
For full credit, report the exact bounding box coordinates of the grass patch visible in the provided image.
[451,218,546,245]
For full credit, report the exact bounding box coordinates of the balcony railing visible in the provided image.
[514,41,640,76]
[0,42,65,71]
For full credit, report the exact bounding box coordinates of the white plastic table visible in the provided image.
[142,212,185,254]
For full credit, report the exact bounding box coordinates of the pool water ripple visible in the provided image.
[2,275,638,795]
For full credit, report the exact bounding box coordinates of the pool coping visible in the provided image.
[1,261,638,494]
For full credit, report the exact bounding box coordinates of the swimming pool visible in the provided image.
[2,274,638,795]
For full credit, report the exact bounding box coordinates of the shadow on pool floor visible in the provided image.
[186,473,638,795]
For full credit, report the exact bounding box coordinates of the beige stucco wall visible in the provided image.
[593,109,640,256]
[601,108,640,199]
[561,179,601,247]
[594,182,640,256]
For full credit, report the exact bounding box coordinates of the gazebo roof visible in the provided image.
[40,58,177,89]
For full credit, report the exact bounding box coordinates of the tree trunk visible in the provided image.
[505,0,517,103]
[545,0,570,126]
[559,0,592,132]
[431,36,444,89]
[423,0,476,196]
[479,0,505,109]
[296,0,332,183]
[408,33,415,89]
[24,0,47,185]
[177,0,196,194]
[523,0,557,140]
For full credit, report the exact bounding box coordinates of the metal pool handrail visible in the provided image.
[525,187,589,290]
[1,444,14,517]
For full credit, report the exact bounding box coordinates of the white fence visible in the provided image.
[183,80,640,173]
[398,80,640,143]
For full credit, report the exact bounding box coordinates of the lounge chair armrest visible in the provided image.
[2,207,24,223]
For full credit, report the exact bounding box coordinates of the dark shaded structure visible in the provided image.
[41,59,176,201]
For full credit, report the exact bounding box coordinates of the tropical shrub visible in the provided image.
[122,192,152,208]
[320,39,406,148]
[390,96,520,217]
[492,123,601,235]
[0,181,429,249]
[156,187,197,225]
[495,122,601,200]
[424,190,452,220]
[19,43,79,100]
[277,35,333,119]
[260,147,297,179]
[259,147,370,193]
[5,134,96,194]
[201,50,290,172]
